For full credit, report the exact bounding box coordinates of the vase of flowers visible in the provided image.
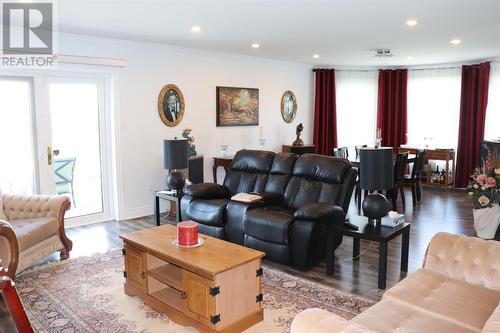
[467,146,500,239]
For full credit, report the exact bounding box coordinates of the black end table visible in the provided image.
[327,216,410,289]
[154,190,182,226]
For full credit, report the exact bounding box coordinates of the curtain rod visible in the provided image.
[312,59,499,73]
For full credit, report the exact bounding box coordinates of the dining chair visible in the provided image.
[333,147,349,158]
[355,145,367,158]
[54,158,77,207]
[404,150,426,206]
[386,152,408,212]
[353,145,367,211]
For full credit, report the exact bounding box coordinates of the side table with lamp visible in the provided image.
[155,139,188,225]
[326,147,411,289]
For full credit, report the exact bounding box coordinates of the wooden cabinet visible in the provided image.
[121,225,264,333]
[398,147,455,189]
[123,245,147,292]
[183,270,216,326]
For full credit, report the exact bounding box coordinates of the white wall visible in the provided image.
[57,34,314,219]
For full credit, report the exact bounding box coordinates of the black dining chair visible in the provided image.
[386,152,408,212]
[355,145,367,158]
[353,145,367,211]
[333,147,349,158]
[404,150,426,206]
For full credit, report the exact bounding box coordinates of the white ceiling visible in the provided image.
[57,0,500,66]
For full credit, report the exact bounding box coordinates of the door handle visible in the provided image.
[47,147,52,165]
[47,147,60,165]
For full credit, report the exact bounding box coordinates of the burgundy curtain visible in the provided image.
[455,62,490,188]
[313,69,337,155]
[376,69,408,149]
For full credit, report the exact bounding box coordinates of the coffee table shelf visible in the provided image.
[148,264,183,290]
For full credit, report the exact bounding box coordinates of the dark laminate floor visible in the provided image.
[36,186,498,302]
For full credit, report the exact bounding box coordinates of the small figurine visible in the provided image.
[293,123,304,147]
[182,128,197,156]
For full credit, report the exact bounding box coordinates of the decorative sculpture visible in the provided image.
[293,123,304,147]
[182,128,197,156]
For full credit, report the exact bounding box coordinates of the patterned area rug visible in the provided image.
[15,251,374,333]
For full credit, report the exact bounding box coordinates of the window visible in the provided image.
[407,68,461,150]
[336,70,378,157]
[485,62,500,141]
[0,78,35,194]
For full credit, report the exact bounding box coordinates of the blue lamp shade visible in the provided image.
[164,139,188,170]
[359,147,394,191]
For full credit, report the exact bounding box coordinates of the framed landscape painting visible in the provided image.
[216,86,259,126]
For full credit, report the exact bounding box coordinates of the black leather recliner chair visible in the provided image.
[243,154,357,270]
[181,150,357,271]
[225,152,298,244]
[180,150,277,239]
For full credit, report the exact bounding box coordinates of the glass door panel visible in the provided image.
[47,80,104,218]
[0,78,36,194]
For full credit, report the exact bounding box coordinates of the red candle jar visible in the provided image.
[177,221,198,246]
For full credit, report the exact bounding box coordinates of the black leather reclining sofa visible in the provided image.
[180,149,357,270]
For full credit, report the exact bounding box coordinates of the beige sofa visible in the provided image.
[0,189,72,279]
[291,232,500,333]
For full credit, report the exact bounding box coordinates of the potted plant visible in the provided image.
[467,145,500,239]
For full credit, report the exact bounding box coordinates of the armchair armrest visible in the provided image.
[2,193,72,260]
[294,203,345,222]
[183,183,229,199]
[423,232,500,290]
[0,221,19,279]
[258,192,283,205]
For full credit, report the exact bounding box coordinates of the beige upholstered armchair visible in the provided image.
[0,189,72,279]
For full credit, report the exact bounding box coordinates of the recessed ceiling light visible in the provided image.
[450,39,462,45]
[191,25,201,33]
[251,43,260,49]
[406,19,418,26]
[407,56,414,60]
[313,54,320,59]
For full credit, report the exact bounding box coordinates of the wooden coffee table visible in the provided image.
[120,224,265,333]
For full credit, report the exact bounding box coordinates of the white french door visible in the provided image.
[0,74,111,226]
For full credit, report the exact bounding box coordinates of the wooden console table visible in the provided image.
[282,144,316,155]
[212,156,233,183]
[398,147,455,189]
[121,225,264,333]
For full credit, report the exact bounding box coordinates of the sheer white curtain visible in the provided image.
[336,70,378,157]
[485,62,500,141]
[407,67,461,150]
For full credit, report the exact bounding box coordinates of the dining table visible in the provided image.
[349,153,415,168]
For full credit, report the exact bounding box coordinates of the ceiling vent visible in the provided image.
[374,49,394,58]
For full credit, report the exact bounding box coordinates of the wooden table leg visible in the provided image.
[353,238,360,260]
[154,196,160,226]
[452,157,455,187]
[326,232,335,275]
[401,229,410,272]
[213,165,218,183]
[378,241,388,289]
[445,159,449,190]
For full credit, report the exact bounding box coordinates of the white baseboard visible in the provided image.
[120,205,154,220]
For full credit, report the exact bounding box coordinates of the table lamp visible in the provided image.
[359,147,394,225]
[164,139,188,193]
